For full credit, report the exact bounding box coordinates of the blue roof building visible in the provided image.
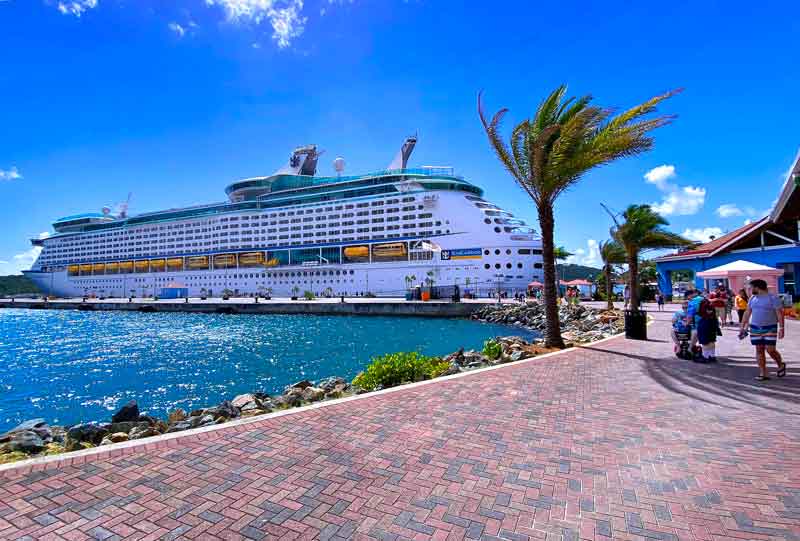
[655,148,800,298]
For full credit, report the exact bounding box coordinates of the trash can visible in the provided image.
[624,309,647,340]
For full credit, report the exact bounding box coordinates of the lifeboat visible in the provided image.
[238,252,265,267]
[371,242,407,261]
[214,254,236,268]
[186,256,209,270]
[343,245,369,262]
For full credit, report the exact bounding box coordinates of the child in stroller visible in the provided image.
[672,301,700,360]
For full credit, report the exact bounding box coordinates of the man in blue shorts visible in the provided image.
[739,279,787,380]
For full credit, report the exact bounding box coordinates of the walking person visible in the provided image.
[740,279,787,381]
[687,288,718,362]
[656,292,665,311]
[710,285,728,326]
[623,285,631,309]
[724,287,734,326]
[735,288,749,323]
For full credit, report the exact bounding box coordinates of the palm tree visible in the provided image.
[609,204,692,311]
[479,85,679,347]
[599,240,626,310]
[554,246,572,296]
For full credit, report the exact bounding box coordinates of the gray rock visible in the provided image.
[198,414,216,427]
[204,400,239,420]
[166,421,192,433]
[232,393,261,410]
[66,422,110,444]
[129,426,160,440]
[509,350,526,362]
[111,400,140,423]
[107,421,149,434]
[318,377,347,393]
[301,386,325,402]
[285,379,313,393]
[8,431,45,453]
[442,361,461,376]
[1,419,52,443]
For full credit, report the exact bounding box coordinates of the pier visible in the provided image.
[0,297,498,317]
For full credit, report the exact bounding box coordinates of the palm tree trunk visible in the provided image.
[537,203,565,348]
[628,254,640,311]
[605,265,614,311]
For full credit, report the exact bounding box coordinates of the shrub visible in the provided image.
[303,290,316,300]
[482,339,502,360]
[352,351,449,391]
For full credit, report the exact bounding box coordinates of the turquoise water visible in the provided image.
[0,309,535,432]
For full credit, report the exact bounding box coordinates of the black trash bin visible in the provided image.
[624,309,648,340]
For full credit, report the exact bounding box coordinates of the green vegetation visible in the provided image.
[608,205,691,310]
[352,351,450,391]
[482,339,502,360]
[303,290,315,300]
[0,275,40,297]
[478,85,679,348]
[556,264,601,282]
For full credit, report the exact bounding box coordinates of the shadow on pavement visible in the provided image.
[579,344,800,414]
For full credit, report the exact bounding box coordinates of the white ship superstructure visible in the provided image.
[25,138,544,298]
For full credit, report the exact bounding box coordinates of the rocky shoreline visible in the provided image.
[1,307,624,466]
[472,302,624,343]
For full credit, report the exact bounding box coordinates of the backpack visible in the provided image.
[698,298,716,319]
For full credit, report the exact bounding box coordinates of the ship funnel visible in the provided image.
[387,135,417,171]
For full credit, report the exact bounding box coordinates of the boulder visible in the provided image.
[509,350,526,362]
[204,400,239,420]
[285,379,313,392]
[273,394,302,408]
[168,409,187,424]
[240,409,269,418]
[129,426,160,440]
[301,387,325,402]
[137,415,159,426]
[107,421,150,434]
[1,419,52,444]
[442,361,461,376]
[318,377,347,393]
[66,422,110,445]
[232,393,261,410]
[51,426,67,443]
[166,421,192,433]
[8,431,45,453]
[64,439,95,452]
[198,414,216,427]
[111,400,140,423]
[100,432,129,445]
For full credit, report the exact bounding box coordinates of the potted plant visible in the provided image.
[291,286,299,301]
[303,290,315,301]
[200,288,208,300]
[422,270,435,301]
[222,288,233,301]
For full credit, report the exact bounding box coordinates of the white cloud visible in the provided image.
[0,166,22,181]
[168,22,186,37]
[651,186,706,216]
[0,232,50,276]
[566,239,601,267]
[56,0,98,17]
[644,165,706,216]
[682,227,723,243]
[716,203,743,218]
[205,0,307,48]
[644,164,676,191]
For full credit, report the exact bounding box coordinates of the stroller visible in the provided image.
[675,330,701,360]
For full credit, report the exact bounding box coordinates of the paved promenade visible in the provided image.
[1,309,798,540]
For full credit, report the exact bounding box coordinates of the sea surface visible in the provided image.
[0,308,536,432]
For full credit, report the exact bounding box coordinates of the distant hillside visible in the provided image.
[0,275,41,297]
[557,264,602,282]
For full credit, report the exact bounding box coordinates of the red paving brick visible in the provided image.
[1,308,799,540]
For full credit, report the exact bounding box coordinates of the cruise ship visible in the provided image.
[25,138,544,298]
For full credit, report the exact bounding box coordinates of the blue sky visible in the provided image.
[1,0,798,273]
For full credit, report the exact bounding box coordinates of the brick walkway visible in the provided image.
[1,310,798,541]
